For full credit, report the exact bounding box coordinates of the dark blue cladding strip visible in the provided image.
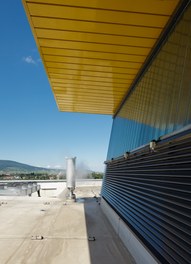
[102,131,191,264]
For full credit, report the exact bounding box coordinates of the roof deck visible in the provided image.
[0,182,135,264]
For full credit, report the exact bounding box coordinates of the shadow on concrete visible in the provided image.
[82,196,135,264]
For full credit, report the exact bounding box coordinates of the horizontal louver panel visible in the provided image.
[102,131,191,264]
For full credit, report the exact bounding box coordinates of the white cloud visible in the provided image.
[23,56,36,65]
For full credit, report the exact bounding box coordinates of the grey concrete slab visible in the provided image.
[0,186,135,264]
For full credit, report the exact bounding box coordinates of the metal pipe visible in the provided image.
[66,157,76,200]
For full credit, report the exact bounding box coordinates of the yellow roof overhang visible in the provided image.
[22,0,180,115]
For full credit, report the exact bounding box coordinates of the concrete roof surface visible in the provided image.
[0,185,135,264]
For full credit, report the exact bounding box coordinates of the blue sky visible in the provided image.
[0,1,112,171]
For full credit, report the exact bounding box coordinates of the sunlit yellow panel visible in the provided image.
[32,17,162,39]
[26,3,170,27]
[54,89,125,98]
[23,0,180,115]
[36,28,156,48]
[43,55,142,69]
[50,78,131,88]
[47,68,137,79]
[28,0,179,15]
[42,48,146,64]
[38,39,151,56]
[49,73,134,84]
[46,62,139,75]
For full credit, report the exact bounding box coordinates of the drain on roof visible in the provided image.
[31,235,44,240]
[88,236,96,241]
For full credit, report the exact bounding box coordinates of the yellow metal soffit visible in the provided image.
[23,0,180,115]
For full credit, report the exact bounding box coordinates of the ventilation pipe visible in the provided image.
[66,157,76,200]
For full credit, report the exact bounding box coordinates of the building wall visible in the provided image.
[107,5,191,160]
[102,3,191,264]
[102,130,191,264]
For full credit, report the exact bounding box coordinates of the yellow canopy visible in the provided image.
[23,0,180,115]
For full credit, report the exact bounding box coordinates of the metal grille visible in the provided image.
[102,130,191,264]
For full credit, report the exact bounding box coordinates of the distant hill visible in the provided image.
[0,160,62,174]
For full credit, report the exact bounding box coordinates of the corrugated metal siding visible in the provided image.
[107,3,191,160]
[102,130,191,264]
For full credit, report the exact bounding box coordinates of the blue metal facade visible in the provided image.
[102,130,191,264]
[107,5,191,160]
[102,3,191,264]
